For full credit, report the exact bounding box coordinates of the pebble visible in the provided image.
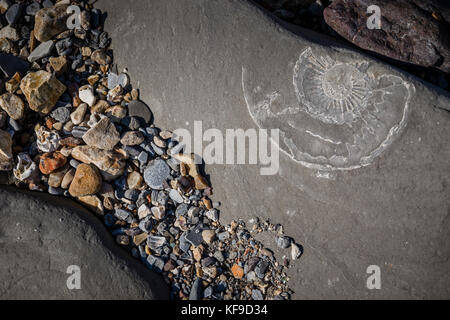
[5,3,22,25]
[0,93,24,120]
[51,106,71,123]
[143,158,171,190]
[82,117,120,150]
[39,152,67,175]
[70,103,87,125]
[252,289,264,300]
[120,131,144,146]
[69,163,102,197]
[169,189,184,204]
[189,278,204,300]
[28,40,54,63]
[78,85,96,107]
[291,243,303,260]
[276,236,292,249]
[147,255,165,273]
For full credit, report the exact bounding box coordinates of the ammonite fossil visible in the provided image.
[243,47,415,171]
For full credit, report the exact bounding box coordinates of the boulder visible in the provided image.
[0,186,168,299]
[324,0,450,72]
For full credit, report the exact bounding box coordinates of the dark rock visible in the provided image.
[26,2,41,16]
[127,100,153,124]
[276,236,292,249]
[185,227,204,247]
[146,255,165,273]
[189,278,203,300]
[5,3,22,25]
[324,0,450,72]
[0,53,29,78]
[0,186,168,299]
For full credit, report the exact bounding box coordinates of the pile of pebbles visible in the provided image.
[0,0,302,300]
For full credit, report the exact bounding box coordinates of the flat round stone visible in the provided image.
[127,100,152,124]
[143,158,170,190]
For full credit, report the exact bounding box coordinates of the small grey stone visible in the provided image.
[169,189,184,204]
[150,142,165,156]
[6,3,22,25]
[276,236,292,249]
[213,251,224,263]
[143,158,171,190]
[26,2,41,15]
[255,260,269,279]
[185,228,203,247]
[107,72,119,89]
[48,186,64,196]
[203,286,213,298]
[51,106,71,123]
[175,203,189,217]
[206,209,219,222]
[217,231,229,241]
[146,255,164,273]
[114,208,131,221]
[189,278,203,300]
[69,159,80,168]
[124,189,139,201]
[138,151,148,166]
[252,289,264,300]
[201,256,217,268]
[28,40,54,63]
[147,235,166,250]
[71,126,89,138]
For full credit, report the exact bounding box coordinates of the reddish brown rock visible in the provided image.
[324,0,450,72]
[39,152,67,175]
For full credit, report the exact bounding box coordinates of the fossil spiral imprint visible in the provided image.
[243,47,415,171]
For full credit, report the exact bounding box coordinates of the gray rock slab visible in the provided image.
[0,186,168,300]
[97,0,450,299]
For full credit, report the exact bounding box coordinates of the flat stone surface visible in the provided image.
[0,186,168,299]
[98,0,450,299]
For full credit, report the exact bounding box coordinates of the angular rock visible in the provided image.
[127,171,143,189]
[49,55,67,75]
[69,163,102,197]
[0,129,12,171]
[5,3,22,25]
[91,49,111,65]
[34,4,69,42]
[83,117,120,150]
[78,195,104,214]
[120,131,144,146]
[0,25,19,41]
[28,40,54,63]
[71,145,126,181]
[20,70,66,115]
[324,0,450,72]
[0,93,25,120]
[0,187,168,299]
